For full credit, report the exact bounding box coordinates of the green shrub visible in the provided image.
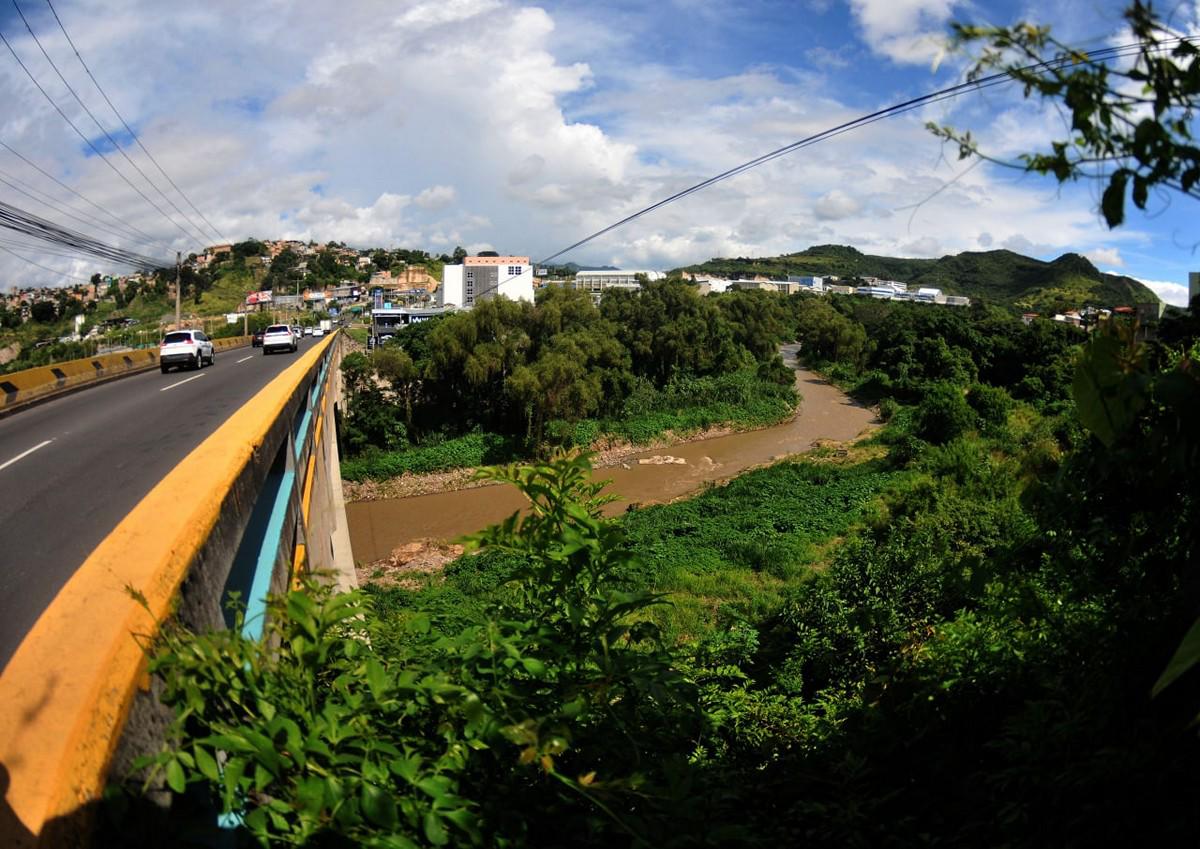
[340,432,521,480]
[967,383,1012,434]
[134,455,698,847]
[914,382,977,444]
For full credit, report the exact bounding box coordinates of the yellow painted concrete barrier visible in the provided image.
[0,337,251,412]
[0,334,334,847]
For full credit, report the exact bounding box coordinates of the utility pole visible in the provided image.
[174,251,182,330]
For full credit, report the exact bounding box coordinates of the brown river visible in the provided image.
[346,344,878,563]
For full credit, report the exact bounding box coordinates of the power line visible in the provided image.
[0,26,202,248]
[41,0,226,243]
[462,37,1185,305]
[0,165,174,249]
[0,233,115,262]
[0,243,91,284]
[9,0,214,245]
[536,38,1188,267]
[0,197,172,269]
[0,137,173,250]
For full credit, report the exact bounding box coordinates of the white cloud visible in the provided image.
[1086,247,1124,267]
[848,0,962,64]
[413,186,457,210]
[0,0,1185,296]
[814,189,861,220]
[1115,273,1191,307]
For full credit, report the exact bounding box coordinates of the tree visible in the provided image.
[929,0,1200,227]
[231,239,265,260]
[452,245,468,263]
[937,2,1200,709]
[30,300,56,323]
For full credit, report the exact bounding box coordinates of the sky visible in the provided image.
[0,0,1197,305]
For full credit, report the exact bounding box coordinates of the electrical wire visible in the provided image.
[0,197,172,269]
[0,137,173,249]
[0,243,91,284]
[11,0,220,245]
[0,165,175,249]
[536,38,1191,267]
[0,233,116,261]
[0,27,202,248]
[464,37,1193,304]
[41,0,226,243]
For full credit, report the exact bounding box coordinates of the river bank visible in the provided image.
[342,419,752,502]
[346,355,878,569]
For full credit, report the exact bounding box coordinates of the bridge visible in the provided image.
[0,332,354,847]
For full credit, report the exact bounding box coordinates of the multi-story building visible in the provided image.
[440,256,534,308]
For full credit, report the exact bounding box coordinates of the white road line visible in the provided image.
[160,373,206,392]
[0,439,53,472]
[236,355,253,363]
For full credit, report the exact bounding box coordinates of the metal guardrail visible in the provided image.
[0,332,351,848]
[0,336,251,414]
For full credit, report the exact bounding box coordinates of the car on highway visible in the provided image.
[160,330,214,373]
[304,326,314,337]
[262,324,297,355]
[251,328,265,347]
[312,326,324,337]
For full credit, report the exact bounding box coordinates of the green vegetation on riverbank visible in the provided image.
[338,283,798,479]
[339,367,797,481]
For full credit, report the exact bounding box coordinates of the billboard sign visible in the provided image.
[246,290,273,305]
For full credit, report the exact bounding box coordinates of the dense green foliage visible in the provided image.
[339,283,798,475]
[681,244,1157,314]
[127,455,698,848]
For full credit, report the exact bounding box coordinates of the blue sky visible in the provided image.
[0,0,1197,303]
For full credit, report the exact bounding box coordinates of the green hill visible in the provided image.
[677,245,1159,313]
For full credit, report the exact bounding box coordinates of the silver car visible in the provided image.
[159,329,214,373]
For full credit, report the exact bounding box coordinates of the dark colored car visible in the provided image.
[252,329,265,347]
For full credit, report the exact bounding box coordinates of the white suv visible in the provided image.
[262,324,297,354]
[160,329,214,373]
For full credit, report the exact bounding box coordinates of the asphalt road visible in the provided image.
[0,337,321,670]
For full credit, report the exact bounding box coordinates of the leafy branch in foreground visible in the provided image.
[928,0,1200,227]
[128,452,696,847]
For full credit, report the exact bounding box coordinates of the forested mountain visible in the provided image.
[679,245,1159,313]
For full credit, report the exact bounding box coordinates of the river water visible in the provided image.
[346,345,878,563]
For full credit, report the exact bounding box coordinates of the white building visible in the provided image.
[572,269,663,303]
[915,287,944,303]
[693,277,733,294]
[787,275,825,293]
[440,256,535,308]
